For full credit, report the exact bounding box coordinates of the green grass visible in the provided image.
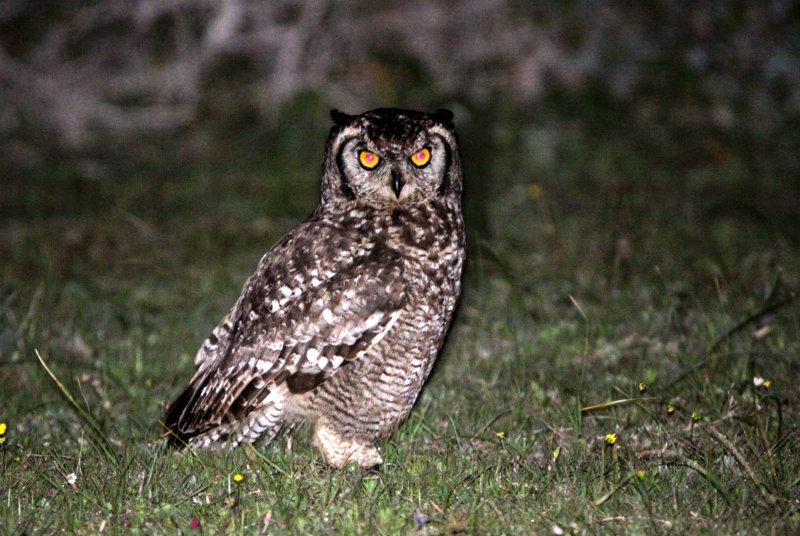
[1,100,799,534]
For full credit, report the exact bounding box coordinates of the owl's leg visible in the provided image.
[313,421,382,469]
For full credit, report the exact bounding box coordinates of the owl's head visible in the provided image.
[320,108,461,211]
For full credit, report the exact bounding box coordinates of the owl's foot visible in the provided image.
[313,422,383,469]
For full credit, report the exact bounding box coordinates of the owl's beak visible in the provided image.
[391,168,404,198]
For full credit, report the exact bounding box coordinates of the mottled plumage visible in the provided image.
[163,108,465,468]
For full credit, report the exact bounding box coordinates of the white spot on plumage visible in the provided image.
[279,286,292,298]
[317,356,329,369]
[331,355,344,368]
[306,348,320,363]
[270,300,280,312]
[364,311,384,331]
[342,334,356,345]
[322,308,335,324]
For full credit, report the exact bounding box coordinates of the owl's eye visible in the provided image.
[358,150,381,170]
[410,147,431,167]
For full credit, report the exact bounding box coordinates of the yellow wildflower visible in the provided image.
[233,473,244,483]
[666,404,675,414]
[552,447,561,461]
[604,433,617,445]
[0,422,6,445]
[762,380,772,390]
[691,411,701,423]
[495,431,505,440]
[638,382,647,392]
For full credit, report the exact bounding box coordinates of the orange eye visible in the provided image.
[410,147,431,167]
[358,150,380,169]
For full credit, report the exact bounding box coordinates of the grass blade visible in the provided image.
[34,349,119,466]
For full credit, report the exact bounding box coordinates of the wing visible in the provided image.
[163,221,405,446]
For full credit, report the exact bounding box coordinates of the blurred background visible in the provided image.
[1,0,799,373]
[3,1,798,232]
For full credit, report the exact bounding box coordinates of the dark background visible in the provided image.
[3,1,798,245]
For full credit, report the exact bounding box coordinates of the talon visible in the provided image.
[314,422,382,469]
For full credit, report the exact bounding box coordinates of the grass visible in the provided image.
[1,96,799,534]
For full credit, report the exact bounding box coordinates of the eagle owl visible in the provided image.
[163,108,465,468]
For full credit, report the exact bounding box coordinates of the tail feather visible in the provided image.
[162,385,198,448]
[163,375,288,449]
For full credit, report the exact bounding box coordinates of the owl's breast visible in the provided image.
[382,202,465,346]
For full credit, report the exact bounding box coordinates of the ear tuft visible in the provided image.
[432,108,454,127]
[330,109,354,126]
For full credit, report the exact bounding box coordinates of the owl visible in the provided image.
[163,108,465,468]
